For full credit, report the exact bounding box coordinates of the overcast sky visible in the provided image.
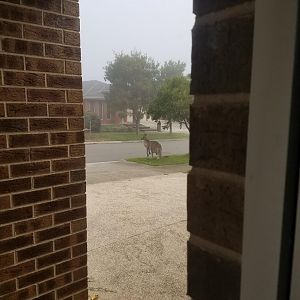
[80,0,194,82]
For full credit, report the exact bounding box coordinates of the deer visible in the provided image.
[141,134,162,159]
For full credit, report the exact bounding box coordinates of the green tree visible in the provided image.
[159,60,186,83]
[148,76,192,133]
[104,51,159,135]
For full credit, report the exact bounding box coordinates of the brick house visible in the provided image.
[83,80,124,125]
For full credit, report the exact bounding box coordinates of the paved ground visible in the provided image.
[85,139,189,163]
[86,160,190,184]
[87,161,190,299]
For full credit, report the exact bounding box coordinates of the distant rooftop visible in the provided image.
[82,80,110,100]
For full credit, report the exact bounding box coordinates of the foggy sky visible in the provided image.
[80,0,194,81]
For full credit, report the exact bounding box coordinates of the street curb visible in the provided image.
[85,139,188,145]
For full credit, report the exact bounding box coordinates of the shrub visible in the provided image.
[84,111,101,132]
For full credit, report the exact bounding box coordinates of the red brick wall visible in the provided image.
[0,1,88,299]
[188,0,254,299]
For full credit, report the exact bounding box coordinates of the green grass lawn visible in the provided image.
[85,132,189,142]
[127,154,189,166]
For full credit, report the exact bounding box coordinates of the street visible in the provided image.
[85,139,189,163]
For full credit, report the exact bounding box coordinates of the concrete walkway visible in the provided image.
[87,162,190,299]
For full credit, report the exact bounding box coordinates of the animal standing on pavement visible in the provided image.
[141,134,162,159]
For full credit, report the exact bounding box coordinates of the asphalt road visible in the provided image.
[85,139,189,163]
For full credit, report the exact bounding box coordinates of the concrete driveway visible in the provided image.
[87,161,190,299]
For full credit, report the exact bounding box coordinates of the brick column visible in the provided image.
[188,1,254,299]
[0,1,87,299]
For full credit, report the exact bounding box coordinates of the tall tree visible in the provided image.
[159,60,186,83]
[148,76,192,133]
[104,51,159,135]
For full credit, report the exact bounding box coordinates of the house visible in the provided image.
[83,80,125,125]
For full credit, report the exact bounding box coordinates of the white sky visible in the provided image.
[80,0,194,81]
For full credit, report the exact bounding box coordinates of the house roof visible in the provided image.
[82,80,110,100]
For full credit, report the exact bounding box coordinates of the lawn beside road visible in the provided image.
[127,154,189,166]
[85,132,189,142]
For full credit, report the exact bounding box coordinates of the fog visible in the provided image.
[80,0,194,81]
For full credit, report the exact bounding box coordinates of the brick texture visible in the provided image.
[0,1,87,299]
[188,0,254,299]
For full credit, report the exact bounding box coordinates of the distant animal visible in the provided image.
[141,134,162,159]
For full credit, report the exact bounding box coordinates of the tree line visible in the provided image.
[104,51,192,134]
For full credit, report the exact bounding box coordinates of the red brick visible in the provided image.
[0,3,42,24]
[24,24,63,43]
[56,278,87,298]
[0,20,22,38]
[55,231,86,251]
[51,131,84,145]
[67,90,82,103]
[54,183,85,198]
[4,71,45,87]
[56,256,87,275]
[54,207,86,225]
[0,252,14,269]
[63,0,79,17]
[49,104,83,117]
[26,57,64,73]
[71,218,86,233]
[0,104,4,117]
[13,189,51,207]
[0,207,32,226]
[9,133,48,148]
[22,0,62,13]
[0,280,16,297]
[11,161,50,177]
[2,286,37,300]
[34,198,70,216]
[73,289,88,300]
[38,273,72,294]
[34,172,69,188]
[37,249,71,269]
[15,215,52,235]
[72,243,87,258]
[0,178,31,194]
[44,12,80,31]
[70,144,85,157]
[66,61,81,75]
[7,103,47,117]
[71,170,86,183]
[27,89,65,103]
[31,147,68,161]
[35,224,70,243]
[0,136,7,149]
[52,157,85,172]
[45,44,81,61]
[68,118,84,130]
[0,54,24,70]
[0,196,10,211]
[0,224,12,240]
[0,166,9,180]
[17,242,53,262]
[18,267,54,288]
[2,38,43,56]
[73,267,87,282]
[0,119,28,133]
[33,292,55,300]
[0,234,33,255]
[0,87,25,102]
[0,149,29,164]
[30,118,67,132]
[64,31,80,46]
[47,75,82,89]
[71,195,86,208]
